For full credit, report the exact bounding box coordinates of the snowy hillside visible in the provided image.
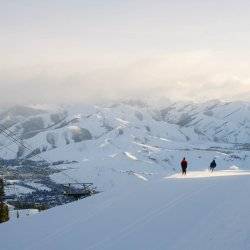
[1,100,250,249]
[2,169,250,250]
[1,99,250,193]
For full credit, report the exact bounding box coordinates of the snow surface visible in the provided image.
[1,169,250,250]
[167,169,250,179]
[2,101,250,249]
[9,209,39,221]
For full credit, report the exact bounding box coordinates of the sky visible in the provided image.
[1,0,250,105]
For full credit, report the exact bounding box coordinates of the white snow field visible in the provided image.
[167,169,250,179]
[1,169,250,250]
[2,101,250,249]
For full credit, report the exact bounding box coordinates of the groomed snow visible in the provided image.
[166,169,250,179]
[1,170,250,250]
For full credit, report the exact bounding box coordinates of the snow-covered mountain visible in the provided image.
[2,99,250,250]
[1,99,250,192]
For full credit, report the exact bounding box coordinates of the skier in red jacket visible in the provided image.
[181,157,188,175]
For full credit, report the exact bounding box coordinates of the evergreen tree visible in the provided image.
[0,178,4,197]
[0,202,9,223]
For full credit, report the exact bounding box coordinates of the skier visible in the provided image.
[181,157,188,175]
[210,159,217,172]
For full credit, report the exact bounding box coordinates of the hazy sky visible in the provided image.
[1,0,250,105]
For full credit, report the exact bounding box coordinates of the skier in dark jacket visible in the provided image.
[181,157,188,175]
[210,159,217,172]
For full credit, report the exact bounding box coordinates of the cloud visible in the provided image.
[1,50,250,106]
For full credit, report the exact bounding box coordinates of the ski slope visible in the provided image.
[2,169,250,250]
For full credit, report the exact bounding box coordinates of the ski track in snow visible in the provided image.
[24,198,115,250]
[86,182,216,250]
